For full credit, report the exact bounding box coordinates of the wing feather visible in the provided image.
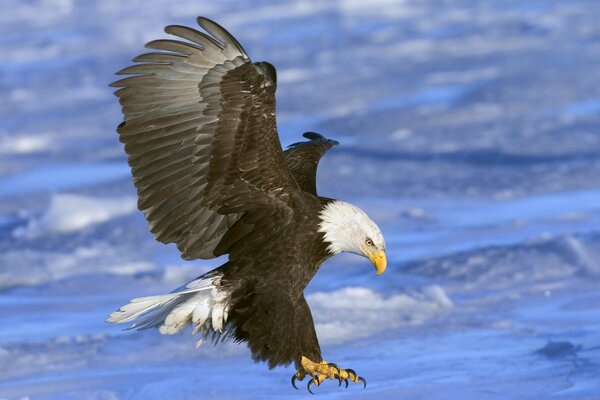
[283,132,339,195]
[144,39,205,55]
[132,53,187,63]
[164,25,225,50]
[114,17,299,260]
[196,17,249,60]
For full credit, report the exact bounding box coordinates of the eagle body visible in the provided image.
[108,17,387,389]
[219,192,331,365]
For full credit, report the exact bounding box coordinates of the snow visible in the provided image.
[1,0,600,399]
[13,194,137,238]
[0,133,53,154]
[308,286,453,344]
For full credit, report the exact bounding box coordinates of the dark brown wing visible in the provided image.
[284,132,339,196]
[112,17,299,260]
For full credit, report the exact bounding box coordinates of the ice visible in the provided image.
[1,0,600,399]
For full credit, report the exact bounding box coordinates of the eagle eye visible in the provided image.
[365,238,374,246]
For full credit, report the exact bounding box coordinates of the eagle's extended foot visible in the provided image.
[291,356,366,394]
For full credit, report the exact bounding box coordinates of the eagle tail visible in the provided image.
[106,271,230,339]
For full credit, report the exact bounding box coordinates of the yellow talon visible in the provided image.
[292,356,367,393]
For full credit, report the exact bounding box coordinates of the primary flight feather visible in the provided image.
[108,17,387,393]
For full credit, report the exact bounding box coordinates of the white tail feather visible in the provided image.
[211,305,224,333]
[107,272,230,337]
[106,294,176,324]
[192,297,211,324]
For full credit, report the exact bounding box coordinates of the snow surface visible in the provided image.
[13,194,137,239]
[1,0,600,399]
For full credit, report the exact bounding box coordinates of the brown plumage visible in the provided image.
[108,17,386,391]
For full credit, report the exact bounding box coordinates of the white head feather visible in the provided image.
[318,200,385,256]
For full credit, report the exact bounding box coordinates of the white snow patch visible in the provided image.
[0,245,155,289]
[308,286,453,345]
[14,194,137,238]
[223,1,331,25]
[0,133,53,154]
[391,128,413,141]
[161,264,213,286]
[337,0,411,18]
[104,261,155,277]
[277,68,310,83]
[0,0,74,25]
[426,67,499,85]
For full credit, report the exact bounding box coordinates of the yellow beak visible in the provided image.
[368,250,387,275]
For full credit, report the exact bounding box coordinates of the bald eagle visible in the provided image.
[107,17,387,392]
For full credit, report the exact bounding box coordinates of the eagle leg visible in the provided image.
[290,356,366,393]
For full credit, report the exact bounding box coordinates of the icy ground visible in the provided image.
[1,0,600,399]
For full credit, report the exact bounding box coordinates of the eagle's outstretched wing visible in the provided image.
[283,132,339,196]
[112,17,299,260]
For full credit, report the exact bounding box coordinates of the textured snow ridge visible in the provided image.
[13,194,137,238]
[0,133,53,154]
[309,286,453,344]
[0,246,155,290]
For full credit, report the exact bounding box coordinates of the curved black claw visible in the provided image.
[343,378,349,389]
[358,376,367,389]
[327,363,340,375]
[307,379,317,395]
[291,375,299,390]
[333,373,342,387]
[346,368,357,379]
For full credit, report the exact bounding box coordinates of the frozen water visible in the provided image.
[1,0,600,399]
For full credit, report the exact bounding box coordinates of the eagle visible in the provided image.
[107,17,387,393]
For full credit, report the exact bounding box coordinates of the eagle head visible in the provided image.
[318,200,387,275]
